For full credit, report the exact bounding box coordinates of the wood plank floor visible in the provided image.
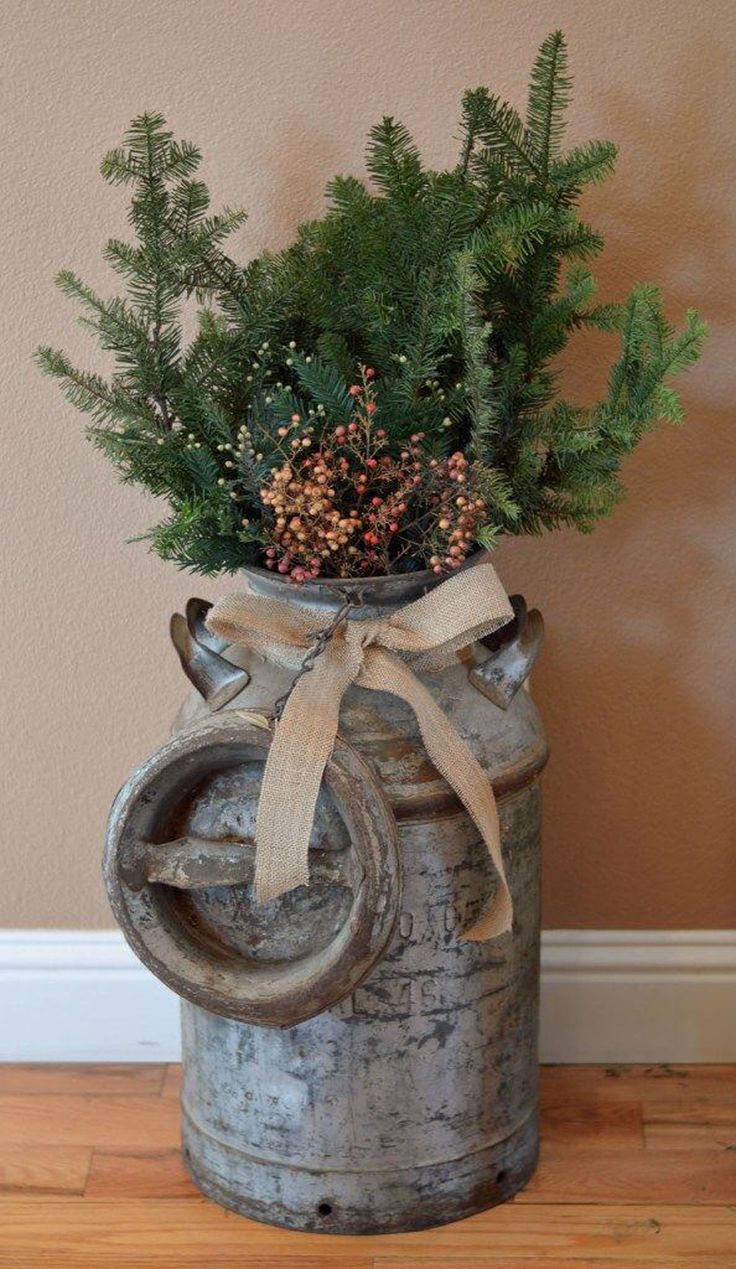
[0,1064,734,1266]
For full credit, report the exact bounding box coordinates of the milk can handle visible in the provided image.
[117,833,357,894]
[170,598,250,710]
[470,594,544,709]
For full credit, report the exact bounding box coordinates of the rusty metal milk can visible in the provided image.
[104,564,547,1234]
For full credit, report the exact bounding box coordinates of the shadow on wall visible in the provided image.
[264,115,348,244]
[496,40,736,928]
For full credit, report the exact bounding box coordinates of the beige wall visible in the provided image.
[2,0,734,929]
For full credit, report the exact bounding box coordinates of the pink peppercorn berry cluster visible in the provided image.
[259,369,487,582]
[426,451,487,575]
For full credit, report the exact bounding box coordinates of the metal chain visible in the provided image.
[272,600,356,721]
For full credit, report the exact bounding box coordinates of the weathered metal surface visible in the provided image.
[104,715,400,1027]
[180,784,542,1233]
[185,597,226,653]
[105,566,548,1234]
[120,832,353,891]
[239,559,446,614]
[169,610,250,709]
[471,593,544,710]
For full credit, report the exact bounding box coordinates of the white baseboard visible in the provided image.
[540,930,736,1062]
[0,931,180,1063]
[1,929,734,1063]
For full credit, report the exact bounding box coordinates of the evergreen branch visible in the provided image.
[169,179,210,236]
[100,147,143,185]
[35,347,154,426]
[526,30,571,177]
[469,90,541,177]
[366,117,427,205]
[550,139,618,197]
[37,58,707,577]
[292,355,354,421]
[459,88,490,175]
[457,257,496,459]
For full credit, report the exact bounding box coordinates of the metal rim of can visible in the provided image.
[103,713,401,1027]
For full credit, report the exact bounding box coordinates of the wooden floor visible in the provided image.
[0,1064,734,1266]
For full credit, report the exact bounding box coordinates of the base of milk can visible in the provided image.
[181,1101,538,1235]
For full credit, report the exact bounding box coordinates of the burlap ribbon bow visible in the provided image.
[206,559,515,941]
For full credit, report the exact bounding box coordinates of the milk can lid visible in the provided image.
[104,713,400,1027]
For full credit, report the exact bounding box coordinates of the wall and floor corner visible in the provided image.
[2,0,734,1060]
[2,929,735,1064]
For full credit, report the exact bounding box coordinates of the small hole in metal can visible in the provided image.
[317,1201,333,1217]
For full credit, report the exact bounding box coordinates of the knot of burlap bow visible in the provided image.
[206,559,515,941]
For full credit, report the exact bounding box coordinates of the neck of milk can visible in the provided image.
[241,550,492,620]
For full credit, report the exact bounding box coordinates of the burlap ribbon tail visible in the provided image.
[206,560,515,941]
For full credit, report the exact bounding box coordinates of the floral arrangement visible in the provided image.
[37,31,705,579]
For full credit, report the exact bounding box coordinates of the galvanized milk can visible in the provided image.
[104,564,547,1233]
